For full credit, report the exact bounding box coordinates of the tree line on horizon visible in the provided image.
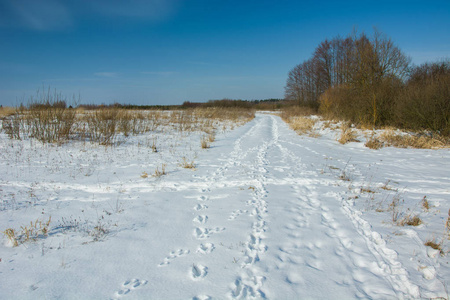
[285,29,450,136]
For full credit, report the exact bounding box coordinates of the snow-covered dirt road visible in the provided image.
[1,113,448,299]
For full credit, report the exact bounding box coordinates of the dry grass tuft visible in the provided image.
[2,228,18,247]
[424,239,444,255]
[398,215,422,226]
[446,209,450,232]
[422,196,430,211]
[280,106,319,136]
[180,157,196,169]
[365,134,384,149]
[208,132,216,143]
[201,136,210,149]
[360,187,376,193]
[338,123,359,144]
[153,164,167,177]
[287,117,317,135]
[2,217,51,247]
[323,120,339,130]
[0,106,17,118]
[380,129,448,149]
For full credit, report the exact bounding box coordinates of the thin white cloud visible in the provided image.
[1,0,72,31]
[94,72,119,78]
[0,0,180,31]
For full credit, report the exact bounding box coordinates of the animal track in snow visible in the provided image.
[191,264,208,280]
[193,215,208,224]
[194,227,225,239]
[113,278,148,298]
[197,243,215,254]
[194,204,208,211]
[228,209,247,220]
[192,295,212,300]
[230,275,266,299]
[198,195,209,201]
[158,249,190,267]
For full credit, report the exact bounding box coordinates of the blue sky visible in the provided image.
[0,0,449,106]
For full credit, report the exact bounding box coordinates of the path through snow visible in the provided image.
[1,113,448,299]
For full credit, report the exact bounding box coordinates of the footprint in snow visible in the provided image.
[158,249,190,267]
[198,195,209,201]
[194,204,208,211]
[194,227,225,239]
[193,215,208,224]
[193,295,212,300]
[191,264,208,280]
[113,279,148,298]
[229,209,247,220]
[197,243,215,254]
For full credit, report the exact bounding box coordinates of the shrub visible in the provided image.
[396,60,450,136]
[365,134,384,149]
[337,123,359,144]
[0,106,16,119]
[84,109,119,145]
[380,129,448,149]
[23,89,77,143]
[27,102,76,143]
[288,117,317,135]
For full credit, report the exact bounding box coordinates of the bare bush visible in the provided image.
[396,60,450,136]
[380,129,448,149]
[84,109,119,145]
[338,123,359,144]
[364,134,384,149]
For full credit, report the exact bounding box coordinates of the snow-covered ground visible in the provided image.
[0,113,449,299]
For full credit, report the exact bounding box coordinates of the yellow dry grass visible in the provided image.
[287,116,317,135]
[364,134,384,149]
[337,123,359,144]
[0,106,17,118]
[380,130,449,149]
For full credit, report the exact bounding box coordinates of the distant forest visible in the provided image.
[77,98,286,111]
[284,29,449,136]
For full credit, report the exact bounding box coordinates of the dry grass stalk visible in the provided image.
[398,215,422,226]
[153,164,167,177]
[2,228,18,247]
[201,137,210,149]
[422,196,430,211]
[180,157,196,169]
[365,134,384,149]
[380,129,448,149]
[208,132,216,143]
[446,209,450,232]
[2,217,51,247]
[0,106,17,118]
[288,116,317,135]
[424,239,444,255]
[338,123,359,144]
[151,138,158,153]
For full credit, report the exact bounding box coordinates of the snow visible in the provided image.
[0,113,449,299]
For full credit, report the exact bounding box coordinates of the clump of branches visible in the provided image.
[285,28,450,138]
[27,89,77,143]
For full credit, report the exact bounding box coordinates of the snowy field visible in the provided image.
[0,112,449,299]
